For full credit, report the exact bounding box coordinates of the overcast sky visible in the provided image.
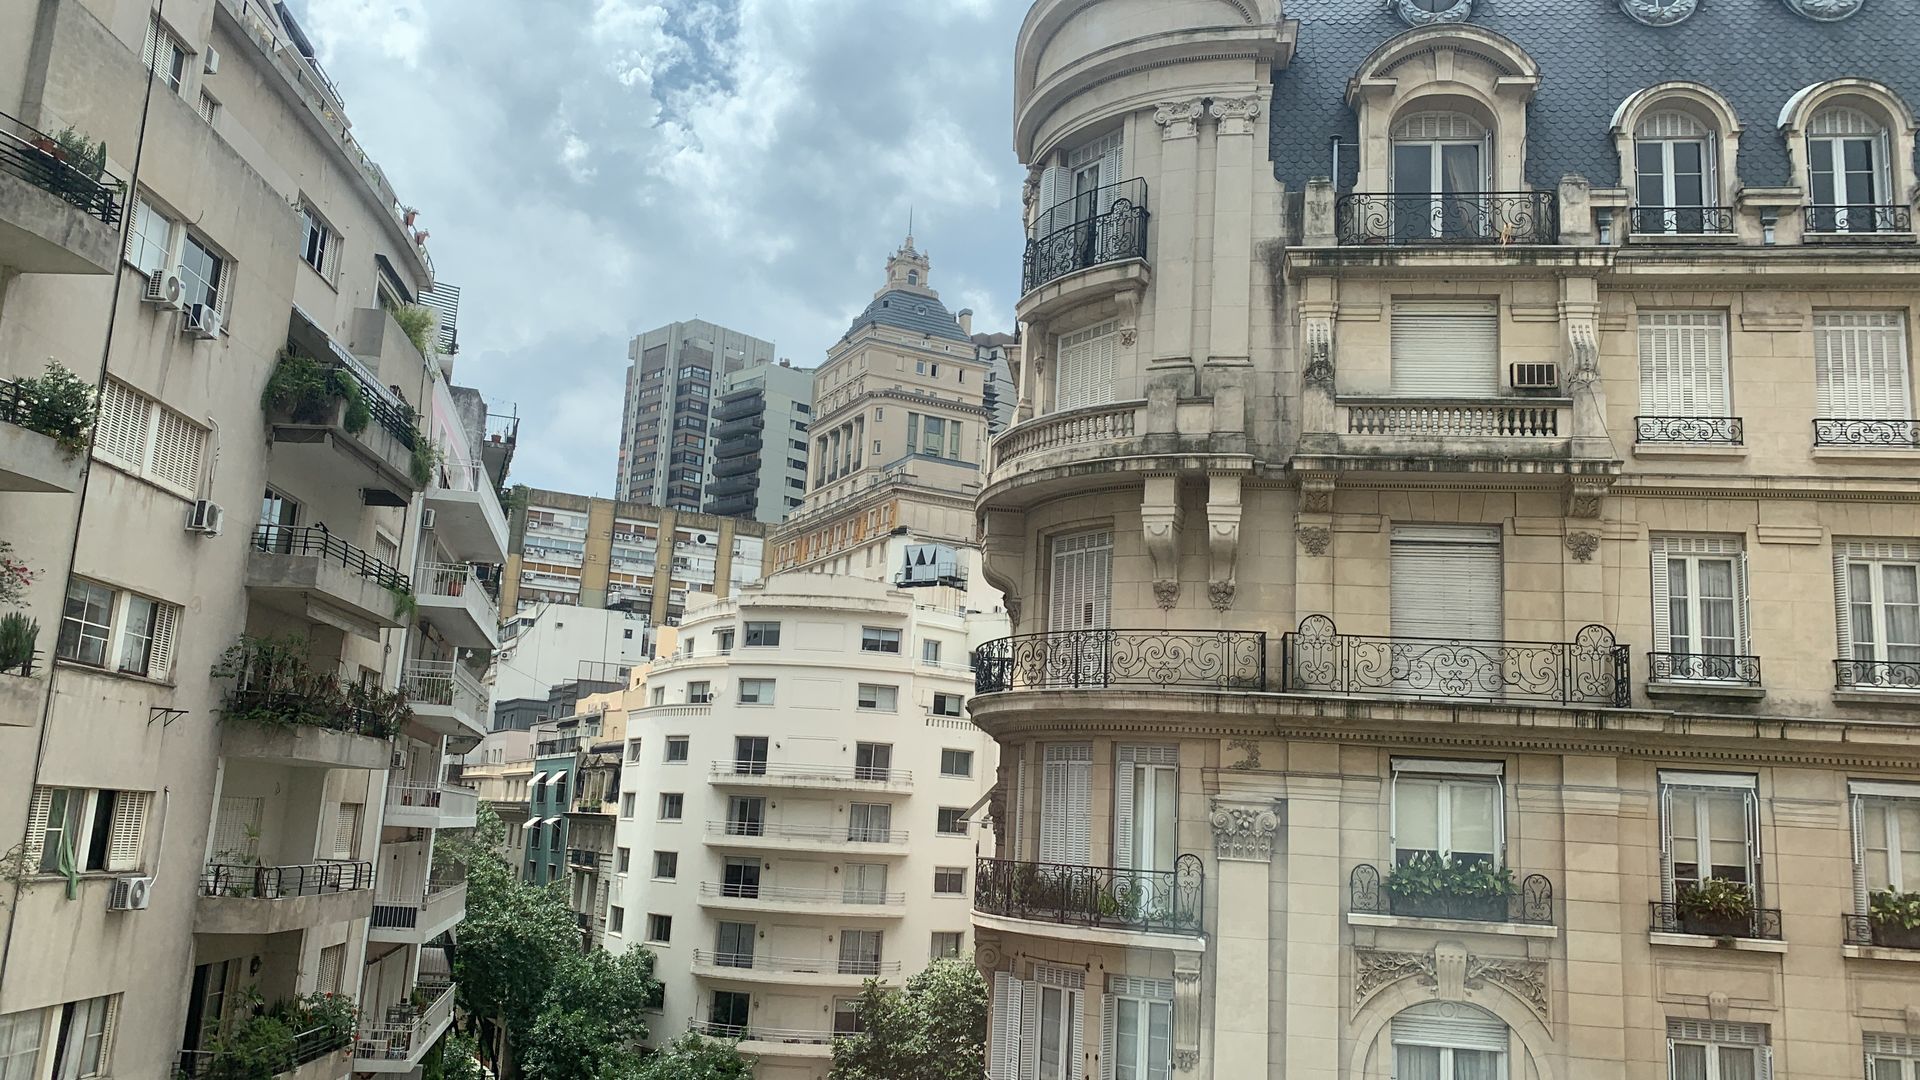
[291,0,1029,496]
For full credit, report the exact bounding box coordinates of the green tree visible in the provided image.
[829,959,989,1080]
[519,948,662,1080]
[620,1032,755,1080]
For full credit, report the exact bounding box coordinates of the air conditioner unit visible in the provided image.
[421,508,437,530]
[391,751,407,769]
[1509,362,1560,391]
[107,875,154,911]
[142,271,183,308]
[186,499,224,536]
[203,47,221,75]
[184,303,222,340]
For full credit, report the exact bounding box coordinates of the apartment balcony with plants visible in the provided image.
[368,877,468,946]
[353,980,455,1073]
[213,635,409,768]
[0,362,92,494]
[174,992,359,1080]
[265,329,427,507]
[0,110,123,274]
[243,523,413,640]
[195,853,375,937]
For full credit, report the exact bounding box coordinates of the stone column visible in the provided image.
[1152,100,1206,372]
[1208,800,1280,1075]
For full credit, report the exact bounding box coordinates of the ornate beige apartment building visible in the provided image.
[971,2,1920,1080]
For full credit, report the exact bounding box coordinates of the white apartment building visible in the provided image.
[0,0,503,1075]
[608,574,998,1080]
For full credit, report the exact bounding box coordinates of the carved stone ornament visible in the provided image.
[1210,800,1280,861]
[1153,580,1181,610]
[1207,475,1242,613]
[1174,1050,1200,1072]
[1565,320,1600,391]
[1303,321,1335,390]
[1354,949,1437,1005]
[1209,96,1263,136]
[1143,476,1181,611]
[1353,946,1550,1020]
[1296,524,1332,558]
[1226,737,1262,771]
[1564,531,1600,562]
[1120,327,1138,347]
[1465,956,1551,1020]
[1300,477,1335,515]
[1619,0,1699,26]
[1022,164,1044,211]
[1567,479,1609,519]
[1154,99,1206,140]
[1784,0,1864,19]
[1392,0,1472,25]
[1208,580,1236,612]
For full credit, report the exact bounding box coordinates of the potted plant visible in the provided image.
[1869,889,1920,949]
[1675,877,1755,937]
[1383,852,1517,921]
[0,613,37,676]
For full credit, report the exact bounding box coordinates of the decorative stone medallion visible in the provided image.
[1620,0,1699,25]
[1784,0,1864,18]
[1392,0,1472,26]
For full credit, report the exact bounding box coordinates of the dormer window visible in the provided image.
[1634,112,1715,234]
[1808,106,1891,234]
[1390,112,1489,241]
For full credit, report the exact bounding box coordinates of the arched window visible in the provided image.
[1807,105,1892,233]
[1634,110,1718,234]
[907,270,920,285]
[1392,1002,1509,1080]
[1391,112,1490,240]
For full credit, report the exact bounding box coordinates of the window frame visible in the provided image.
[937,807,969,836]
[657,793,683,821]
[932,693,965,717]
[1389,759,1504,867]
[1659,772,1760,901]
[93,379,209,500]
[933,866,966,895]
[298,203,337,281]
[1650,535,1750,669]
[664,736,690,763]
[738,679,775,705]
[1666,1018,1770,1080]
[940,749,974,777]
[861,626,903,654]
[856,683,898,711]
[743,621,781,647]
[646,913,672,944]
[178,231,227,315]
[1105,976,1175,1080]
[1836,541,1920,674]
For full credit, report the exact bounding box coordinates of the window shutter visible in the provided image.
[1113,751,1136,871]
[1650,537,1674,652]
[23,787,52,868]
[142,16,159,72]
[1667,1039,1677,1080]
[1067,753,1092,865]
[1743,788,1762,891]
[97,995,119,1075]
[123,198,146,263]
[94,381,148,472]
[991,973,1020,1080]
[1759,1046,1774,1080]
[1056,322,1118,412]
[1020,981,1042,1080]
[1851,794,1870,914]
[1069,990,1085,1080]
[316,944,344,994]
[1834,545,1856,664]
[332,803,361,860]
[1815,313,1911,420]
[147,605,177,682]
[1659,784,1676,905]
[1097,144,1124,213]
[1100,994,1117,1080]
[107,791,149,872]
[1390,526,1502,642]
[1389,301,1499,396]
[1638,312,1728,416]
[1037,167,1071,235]
[149,409,205,496]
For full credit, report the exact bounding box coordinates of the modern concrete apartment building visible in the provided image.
[974,331,1021,437]
[617,320,777,511]
[707,359,816,525]
[973,3,1920,1080]
[503,487,767,626]
[0,1,505,1075]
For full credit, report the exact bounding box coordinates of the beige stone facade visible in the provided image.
[973,4,1920,1080]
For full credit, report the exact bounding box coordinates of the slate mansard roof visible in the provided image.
[1268,0,1920,192]
[845,291,973,344]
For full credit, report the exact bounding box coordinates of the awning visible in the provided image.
[547,770,569,787]
[529,771,547,786]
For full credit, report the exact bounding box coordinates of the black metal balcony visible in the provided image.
[1814,418,1920,447]
[1022,178,1150,295]
[1649,899,1783,940]
[1844,912,1920,949]
[1349,863,1554,925]
[200,860,374,898]
[1336,191,1557,246]
[973,854,1202,935]
[1628,206,1734,236]
[1281,615,1630,707]
[252,524,411,592]
[973,629,1266,694]
[1836,659,1920,690]
[705,493,756,518]
[1648,651,1762,687]
[1806,203,1913,236]
[0,111,122,226]
[1634,415,1743,445]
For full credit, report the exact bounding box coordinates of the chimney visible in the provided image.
[958,308,974,336]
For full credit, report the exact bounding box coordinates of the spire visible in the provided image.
[905,205,914,253]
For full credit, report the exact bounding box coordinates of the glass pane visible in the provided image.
[1397,1045,1443,1080]
[1811,140,1838,205]
[1869,1058,1905,1080]
[1453,1049,1502,1080]
[1719,1047,1757,1080]
[1039,989,1064,1079]
[1152,771,1177,873]
[1394,144,1434,196]
[1441,143,1482,196]
[1672,1044,1709,1080]
[1636,141,1666,197]
[1668,558,1691,651]
[1448,782,1498,858]
[1865,802,1894,891]
[1396,779,1441,859]
[1147,1002,1172,1080]
[1117,1000,1141,1080]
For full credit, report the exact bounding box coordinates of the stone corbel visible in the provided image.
[1154,99,1207,141]
[1142,474,1183,610]
[1172,954,1202,1071]
[979,509,1027,630]
[1299,474,1335,515]
[1563,308,1617,462]
[1116,288,1141,349]
[1566,477,1611,520]
[1206,473,1243,612]
[1208,95,1263,137]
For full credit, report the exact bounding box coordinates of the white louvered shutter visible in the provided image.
[1743,788,1762,890]
[23,787,53,868]
[94,381,148,471]
[1050,531,1113,633]
[1651,536,1675,652]
[1013,748,1029,862]
[1097,143,1124,214]
[1037,167,1071,236]
[1390,526,1502,642]
[316,944,344,995]
[1834,544,1856,663]
[147,605,177,681]
[1040,745,1093,865]
[1390,301,1499,396]
[1659,783,1676,905]
[149,408,204,496]
[123,197,147,263]
[1100,994,1117,1080]
[1815,312,1911,420]
[991,973,1022,1080]
[332,803,361,860]
[1638,312,1729,416]
[1113,754,1135,872]
[1651,536,1749,656]
[1851,794,1870,914]
[1056,322,1117,412]
[100,995,119,1073]
[1759,1046,1774,1080]
[1070,990,1085,1080]
[106,791,149,872]
[1020,981,1042,1080]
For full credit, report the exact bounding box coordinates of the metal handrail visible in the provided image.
[252,524,410,591]
[973,629,1267,694]
[973,854,1204,935]
[1628,205,1735,235]
[399,659,484,714]
[707,760,914,785]
[698,882,906,905]
[1813,418,1920,447]
[705,820,908,844]
[687,1018,842,1044]
[1022,178,1150,295]
[1649,897,1783,940]
[0,110,122,225]
[1336,190,1557,245]
[201,860,374,898]
[1805,203,1914,235]
[1634,415,1744,445]
[416,561,482,600]
[431,460,489,492]
[690,948,902,977]
[176,1024,350,1078]
[1348,862,1553,924]
[1648,651,1762,686]
[1835,659,1920,691]
[1281,615,1631,707]
[355,983,454,1061]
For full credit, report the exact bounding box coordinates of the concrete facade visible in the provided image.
[616,319,777,511]
[707,358,817,525]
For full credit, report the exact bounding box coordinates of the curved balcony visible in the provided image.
[1020,178,1149,300]
[1335,191,1558,246]
[696,881,906,919]
[1348,863,1553,927]
[690,949,902,987]
[703,820,911,857]
[400,660,487,741]
[355,982,455,1073]
[686,1019,839,1060]
[973,855,1204,947]
[1281,616,1630,708]
[707,760,914,794]
[415,562,499,650]
[973,629,1266,695]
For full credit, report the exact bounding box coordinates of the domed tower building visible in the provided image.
[974,2,1920,1080]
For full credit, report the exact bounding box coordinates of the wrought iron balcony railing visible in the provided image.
[1022,178,1150,295]
[1835,659,1920,691]
[201,860,374,899]
[973,629,1266,694]
[1336,191,1558,245]
[1629,206,1734,235]
[0,110,122,226]
[1648,651,1762,687]
[1281,615,1630,707]
[1649,898,1783,940]
[1805,203,1913,235]
[1349,863,1553,924]
[1844,912,1920,949]
[1634,415,1744,445]
[973,854,1203,935]
[252,524,411,592]
[1813,418,1920,447]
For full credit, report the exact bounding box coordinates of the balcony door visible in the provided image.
[1391,112,1489,241]
[1815,312,1912,428]
[1638,312,1731,428]
[726,796,765,838]
[1039,743,1093,865]
[722,856,760,899]
[1115,746,1177,875]
[1389,301,1499,397]
[1651,536,1749,678]
[1055,321,1118,412]
[844,863,888,904]
[1391,1002,1509,1080]
[257,489,299,553]
[1048,529,1112,687]
[1836,541,1920,684]
[714,921,754,969]
[1634,111,1713,234]
[1809,106,1890,232]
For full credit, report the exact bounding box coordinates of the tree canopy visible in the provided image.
[829,959,989,1080]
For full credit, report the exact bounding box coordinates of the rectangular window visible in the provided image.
[316,945,344,995]
[616,847,631,873]
[709,989,749,1035]
[938,807,970,835]
[931,931,964,958]
[1660,772,1759,903]
[1049,530,1113,637]
[833,998,866,1036]
[716,628,736,652]
[855,742,893,782]
[1390,760,1502,867]
[1390,525,1502,645]
[0,1009,42,1080]
[932,693,965,717]
[862,627,902,653]
[1390,300,1499,397]
[744,621,781,647]
[649,686,665,706]
[848,803,892,843]
[646,914,672,943]
[1815,312,1912,423]
[124,194,174,275]
[923,639,943,664]
[1106,976,1175,1080]
[845,863,888,904]
[714,921,754,969]
[941,749,974,777]
[620,793,636,819]
[1638,311,1731,421]
[658,794,683,821]
[197,90,219,125]
[26,789,149,876]
[687,681,713,704]
[626,740,642,763]
[722,856,761,898]
[1040,744,1093,864]
[1853,782,1920,910]
[1666,1018,1769,1080]
[1867,1033,1920,1080]
[1651,536,1749,677]
[732,737,768,776]
[1115,745,1179,874]
[299,205,336,279]
[857,684,897,711]
[665,736,690,762]
[1056,320,1119,411]
[94,379,208,498]
[1835,540,1920,682]
[179,233,226,314]
[653,851,677,879]
[738,679,774,705]
[838,929,883,976]
[53,995,116,1079]
[143,15,188,92]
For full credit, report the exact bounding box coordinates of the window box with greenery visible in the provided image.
[2,360,96,457]
[1381,852,1518,922]
[1675,877,1756,938]
[261,350,372,431]
[1869,889,1920,949]
[213,634,410,739]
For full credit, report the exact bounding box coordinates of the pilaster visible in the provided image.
[1152,99,1206,372]
[1208,799,1280,1075]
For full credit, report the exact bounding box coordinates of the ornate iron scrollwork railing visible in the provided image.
[1649,899,1783,940]
[1648,651,1762,687]
[1805,203,1914,236]
[1813,418,1920,447]
[1634,415,1744,445]
[972,629,1267,694]
[1628,206,1734,235]
[1843,912,1920,949]
[1022,178,1150,295]
[1335,191,1558,246]
[973,854,1203,935]
[1835,659,1920,691]
[1349,863,1553,925]
[1281,616,1630,707]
